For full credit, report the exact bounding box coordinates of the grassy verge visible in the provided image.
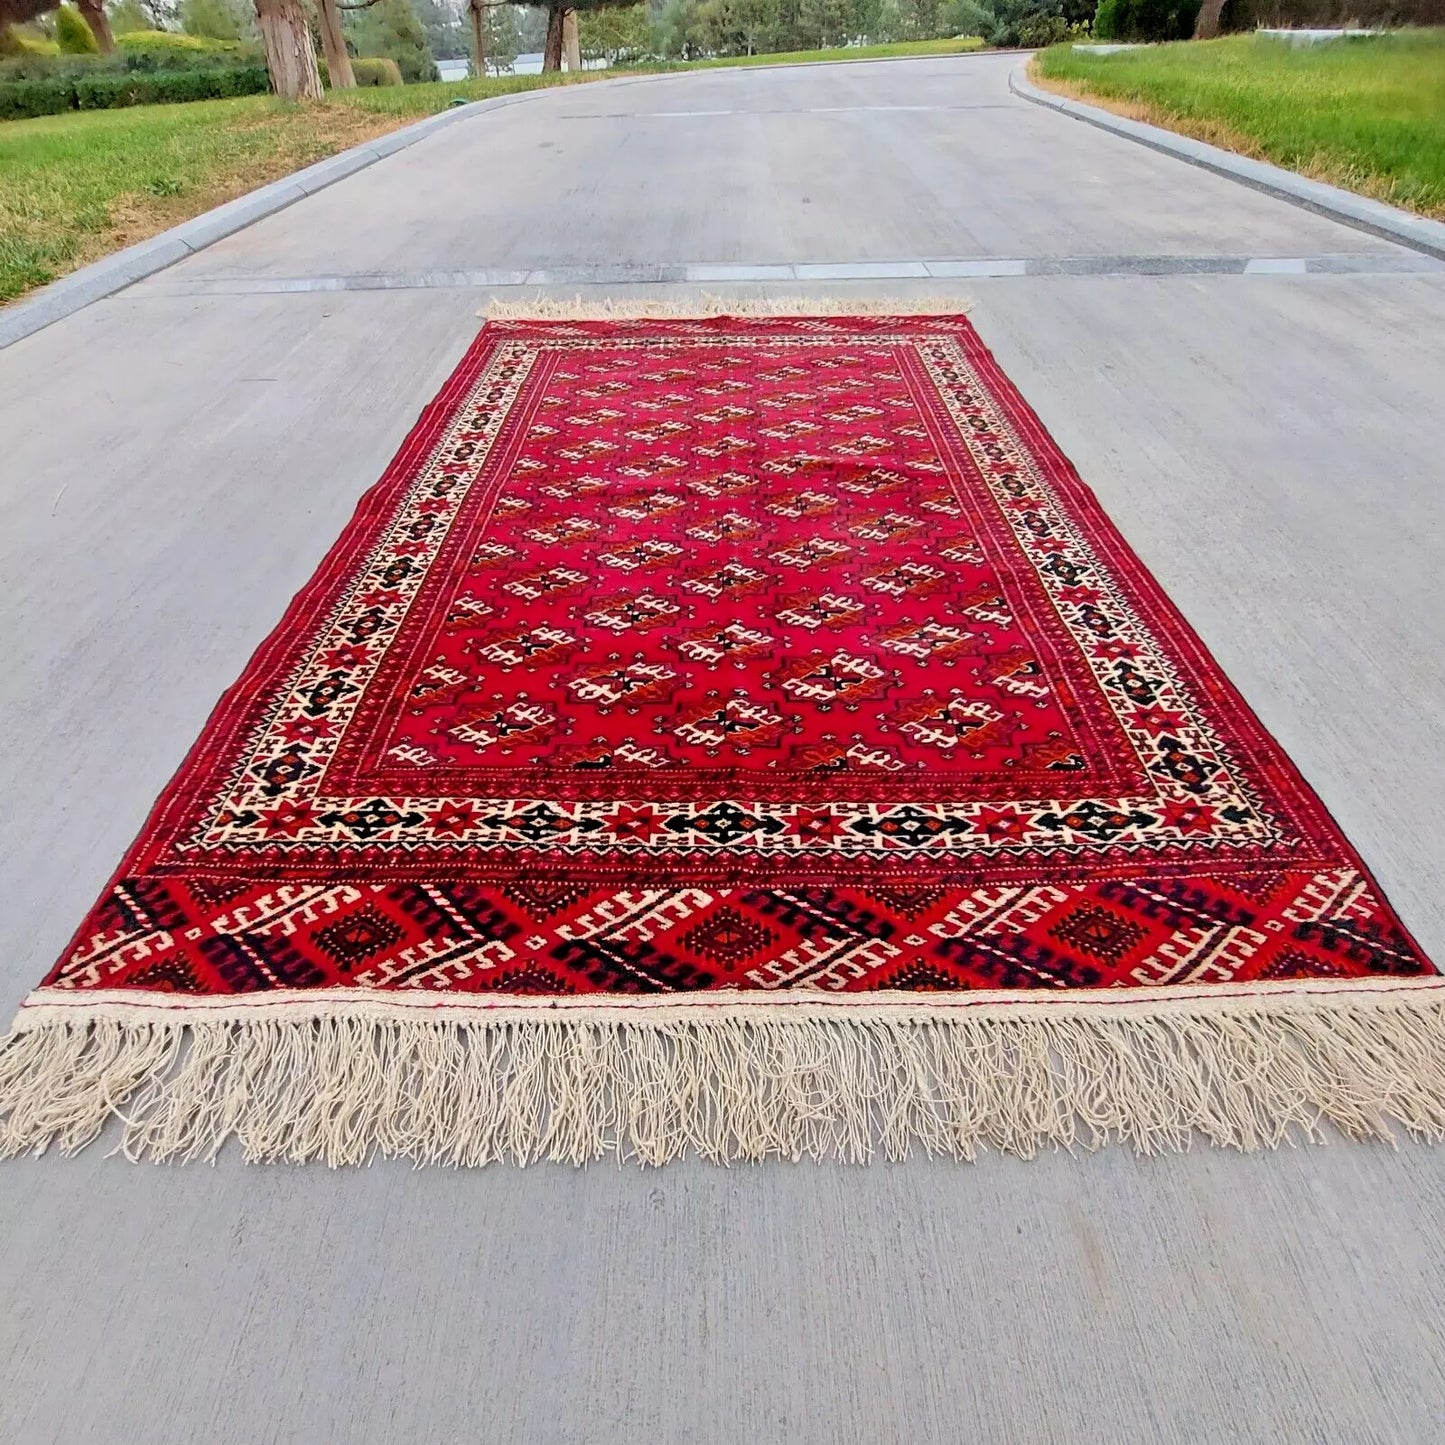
[1034,30,1445,220]
[0,38,988,304]
[0,73,603,302]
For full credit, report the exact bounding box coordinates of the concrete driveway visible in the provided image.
[2,52,1444,1444]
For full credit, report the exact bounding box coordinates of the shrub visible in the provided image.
[115,30,250,65]
[0,51,100,80]
[0,27,62,58]
[77,63,268,105]
[1016,11,1072,39]
[118,31,260,70]
[0,36,260,82]
[1090,0,1199,36]
[55,5,98,53]
[941,0,997,32]
[0,62,269,117]
[0,74,74,117]
[989,0,1084,44]
[350,55,404,84]
[117,28,231,51]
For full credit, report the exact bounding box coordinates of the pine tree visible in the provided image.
[412,0,466,57]
[483,2,520,69]
[349,0,439,80]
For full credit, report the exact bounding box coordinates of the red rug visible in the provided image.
[4,312,1442,1164]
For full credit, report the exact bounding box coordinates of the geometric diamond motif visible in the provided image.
[1050,904,1148,965]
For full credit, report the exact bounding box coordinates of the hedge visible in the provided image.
[0,43,261,82]
[0,64,269,119]
[115,30,244,57]
[317,55,405,87]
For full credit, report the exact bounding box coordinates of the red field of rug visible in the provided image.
[3,312,1441,1164]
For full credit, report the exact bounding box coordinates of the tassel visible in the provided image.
[481,296,971,322]
[3,988,1445,1166]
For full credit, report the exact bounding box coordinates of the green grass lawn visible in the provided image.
[0,38,988,304]
[0,73,608,302]
[1035,30,1445,219]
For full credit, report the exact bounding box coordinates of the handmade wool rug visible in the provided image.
[3,308,1443,1165]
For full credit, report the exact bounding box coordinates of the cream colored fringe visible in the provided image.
[482,295,970,321]
[3,997,1445,1166]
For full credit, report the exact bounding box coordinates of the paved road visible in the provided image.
[3,53,1445,1444]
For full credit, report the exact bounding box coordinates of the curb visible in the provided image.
[0,87,564,351]
[1008,62,1445,264]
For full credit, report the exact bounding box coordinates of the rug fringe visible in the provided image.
[481,294,970,322]
[3,993,1445,1165]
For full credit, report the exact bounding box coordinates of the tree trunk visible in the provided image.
[562,6,580,69]
[1192,0,1227,36]
[0,0,63,29]
[542,3,563,71]
[75,0,115,54]
[254,0,323,100]
[315,0,354,87]
[469,0,487,76]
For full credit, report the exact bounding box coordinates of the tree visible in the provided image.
[651,0,701,54]
[531,0,631,70]
[541,0,559,60]
[796,0,849,45]
[122,0,179,25]
[894,0,941,36]
[106,0,152,32]
[577,0,644,59]
[0,0,113,48]
[317,0,354,86]
[348,0,438,80]
[179,0,249,37]
[512,0,542,43]
[688,0,771,55]
[466,0,518,74]
[412,0,466,55]
[254,0,323,97]
[75,0,116,46]
[484,1,519,68]
[467,0,485,67]
[561,1,577,63]
[940,0,992,32]
[1191,0,1222,33]
[0,0,50,38]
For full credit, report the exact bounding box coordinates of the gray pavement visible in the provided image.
[2,52,1445,1444]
